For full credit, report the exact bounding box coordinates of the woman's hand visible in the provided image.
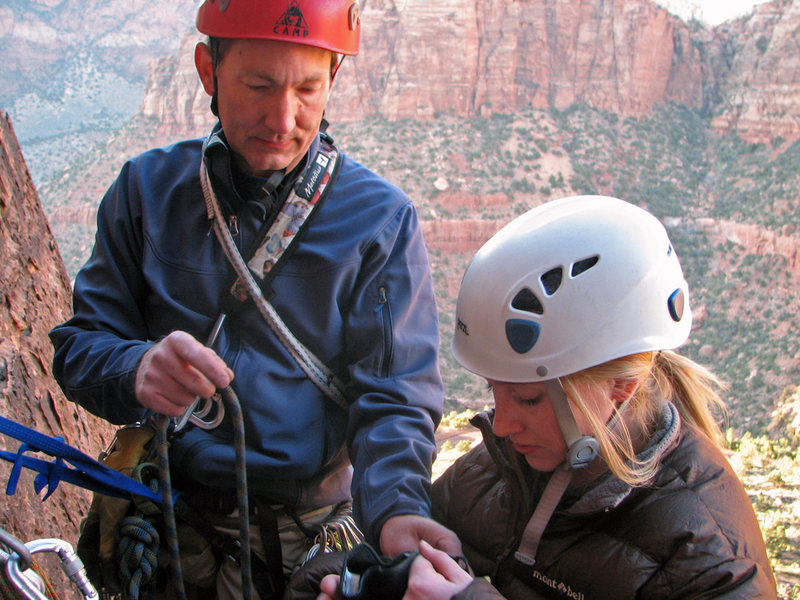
[316,573,341,600]
[403,540,473,600]
[315,541,472,600]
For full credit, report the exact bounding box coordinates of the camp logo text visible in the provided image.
[274,1,310,39]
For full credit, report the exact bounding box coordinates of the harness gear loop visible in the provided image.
[296,501,364,565]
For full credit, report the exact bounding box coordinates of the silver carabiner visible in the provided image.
[187,393,226,430]
[5,538,98,600]
[174,313,228,432]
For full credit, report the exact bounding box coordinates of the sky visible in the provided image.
[657,0,772,24]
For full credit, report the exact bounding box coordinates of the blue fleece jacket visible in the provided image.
[49,126,444,544]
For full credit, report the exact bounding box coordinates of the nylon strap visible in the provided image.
[513,379,595,566]
[253,505,285,600]
[514,466,573,566]
[545,379,582,448]
[200,135,348,412]
[230,141,339,301]
[0,415,161,503]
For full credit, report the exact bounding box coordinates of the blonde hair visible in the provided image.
[561,351,728,486]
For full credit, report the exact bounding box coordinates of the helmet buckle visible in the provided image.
[566,436,600,469]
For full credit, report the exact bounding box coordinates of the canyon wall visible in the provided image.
[136,0,800,145]
[0,113,114,599]
[711,0,800,143]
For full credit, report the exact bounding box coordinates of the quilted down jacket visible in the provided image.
[432,404,776,599]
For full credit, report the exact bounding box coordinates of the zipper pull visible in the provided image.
[228,214,239,236]
[375,286,388,312]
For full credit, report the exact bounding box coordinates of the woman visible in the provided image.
[316,194,776,599]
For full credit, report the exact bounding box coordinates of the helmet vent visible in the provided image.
[511,288,544,315]
[571,255,599,277]
[506,319,541,354]
[668,288,685,322]
[540,267,563,296]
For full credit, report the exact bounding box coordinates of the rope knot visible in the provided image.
[116,516,160,599]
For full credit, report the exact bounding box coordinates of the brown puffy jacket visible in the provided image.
[432,405,776,600]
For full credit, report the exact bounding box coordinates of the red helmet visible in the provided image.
[196,0,361,56]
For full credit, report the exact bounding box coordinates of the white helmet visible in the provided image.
[452,195,691,382]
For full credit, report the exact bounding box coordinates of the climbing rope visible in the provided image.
[200,156,348,412]
[155,413,184,600]
[116,511,160,599]
[113,386,252,600]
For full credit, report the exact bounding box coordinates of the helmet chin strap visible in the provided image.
[545,379,600,469]
[514,378,599,566]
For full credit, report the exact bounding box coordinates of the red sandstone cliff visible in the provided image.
[0,113,115,599]
[330,0,710,119]
[710,0,800,142]
[137,0,800,145]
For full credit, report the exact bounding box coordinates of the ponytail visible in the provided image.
[651,350,728,445]
[563,351,728,487]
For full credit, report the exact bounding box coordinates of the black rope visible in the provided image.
[159,387,252,600]
[155,413,185,600]
[115,386,252,600]
[116,480,161,600]
[221,386,253,600]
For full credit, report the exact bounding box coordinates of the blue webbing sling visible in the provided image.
[0,415,161,504]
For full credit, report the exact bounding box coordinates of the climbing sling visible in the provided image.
[195,127,363,598]
[199,127,349,413]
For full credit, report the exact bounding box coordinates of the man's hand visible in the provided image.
[379,514,462,557]
[135,331,234,416]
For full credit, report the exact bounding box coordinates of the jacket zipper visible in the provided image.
[376,286,394,378]
[228,214,239,237]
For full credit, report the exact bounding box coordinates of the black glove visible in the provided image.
[339,543,419,600]
[284,551,348,600]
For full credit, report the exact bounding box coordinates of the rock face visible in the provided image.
[422,218,505,255]
[710,0,800,143]
[706,219,800,274]
[0,112,114,599]
[141,32,211,140]
[136,0,800,145]
[330,0,708,119]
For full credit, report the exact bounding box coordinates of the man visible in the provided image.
[49,1,459,598]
